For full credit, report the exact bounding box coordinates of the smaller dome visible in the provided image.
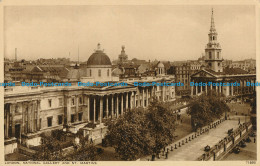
[86,43,112,66]
[158,62,164,68]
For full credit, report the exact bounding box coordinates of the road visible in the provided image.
[142,118,242,161]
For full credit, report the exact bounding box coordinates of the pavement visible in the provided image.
[142,118,242,161]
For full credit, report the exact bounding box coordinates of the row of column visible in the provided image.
[4,100,41,139]
[191,79,256,96]
[64,85,170,125]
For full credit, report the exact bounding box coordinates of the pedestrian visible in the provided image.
[238,118,240,125]
[165,152,168,159]
[254,137,256,143]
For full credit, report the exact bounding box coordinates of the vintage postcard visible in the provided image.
[1,0,259,166]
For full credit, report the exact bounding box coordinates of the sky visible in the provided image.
[4,5,256,62]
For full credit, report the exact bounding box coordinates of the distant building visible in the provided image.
[118,45,128,64]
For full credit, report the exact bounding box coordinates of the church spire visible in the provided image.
[205,8,223,73]
[210,8,216,33]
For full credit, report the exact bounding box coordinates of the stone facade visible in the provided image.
[4,76,175,154]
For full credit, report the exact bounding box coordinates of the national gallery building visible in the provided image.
[4,44,175,155]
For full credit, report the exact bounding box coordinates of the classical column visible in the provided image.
[216,83,218,94]
[146,88,149,106]
[31,101,35,132]
[231,83,234,96]
[162,86,165,102]
[195,82,198,95]
[111,95,114,118]
[93,97,96,123]
[191,85,194,96]
[116,94,119,117]
[5,105,10,138]
[28,103,32,133]
[130,92,133,109]
[134,92,136,108]
[106,96,109,118]
[126,93,129,110]
[205,83,207,94]
[142,88,145,107]
[219,83,222,94]
[10,103,16,137]
[225,85,229,96]
[100,96,103,123]
[210,83,213,91]
[64,95,71,125]
[121,94,124,115]
[75,95,78,122]
[151,86,154,98]
[87,96,90,122]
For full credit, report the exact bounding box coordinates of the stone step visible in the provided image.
[18,144,36,157]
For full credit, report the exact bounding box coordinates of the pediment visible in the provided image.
[191,70,216,78]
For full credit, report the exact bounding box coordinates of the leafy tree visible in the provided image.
[145,98,176,156]
[32,134,63,161]
[187,90,230,131]
[105,98,176,160]
[104,107,154,160]
[67,136,100,161]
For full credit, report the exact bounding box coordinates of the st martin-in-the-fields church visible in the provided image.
[191,9,256,97]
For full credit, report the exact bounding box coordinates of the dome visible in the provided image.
[87,43,112,66]
[158,62,164,68]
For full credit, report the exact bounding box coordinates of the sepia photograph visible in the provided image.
[1,0,259,165]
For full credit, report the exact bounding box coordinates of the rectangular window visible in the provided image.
[78,112,83,121]
[98,69,101,77]
[72,98,75,105]
[48,99,52,108]
[59,98,63,106]
[47,117,53,127]
[58,115,63,125]
[71,114,75,123]
[79,97,82,105]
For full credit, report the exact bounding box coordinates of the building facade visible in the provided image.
[4,44,176,155]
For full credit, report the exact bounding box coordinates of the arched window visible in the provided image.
[213,36,215,40]
[90,69,92,77]
[107,69,110,76]
[217,52,220,59]
[98,69,101,77]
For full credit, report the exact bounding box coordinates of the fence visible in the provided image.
[197,122,252,161]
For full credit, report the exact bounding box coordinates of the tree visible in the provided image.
[32,134,63,161]
[145,98,176,156]
[105,98,177,160]
[67,136,100,161]
[105,107,153,160]
[187,90,230,131]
